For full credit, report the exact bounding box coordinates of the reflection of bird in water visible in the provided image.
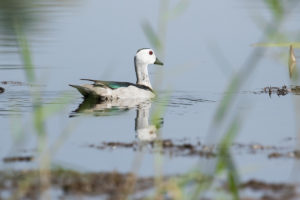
[70,98,163,142]
[70,97,149,117]
[135,102,159,142]
[69,48,163,100]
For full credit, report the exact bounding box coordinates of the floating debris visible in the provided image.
[0,81,42,87]
[88,139,292,159]
[254,85,300,97]
[3,156,33,163]
[89,139,216,158]
[0,87,4,93]
[0,81,25,86]
[268,150,300,159]
[263,85,289,97]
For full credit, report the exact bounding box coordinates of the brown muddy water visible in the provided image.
[1,0,300,199]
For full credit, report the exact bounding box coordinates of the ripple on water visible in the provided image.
[0,86,75,117]
[68,90,216,118]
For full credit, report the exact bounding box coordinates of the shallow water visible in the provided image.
[0,0,300,199]
[0,85,297,179]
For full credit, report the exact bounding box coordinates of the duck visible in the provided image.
[69,48,163,100]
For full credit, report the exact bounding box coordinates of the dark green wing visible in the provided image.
[100,81,133,89]
[80,79,134,89]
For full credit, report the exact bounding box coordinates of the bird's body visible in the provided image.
[70,79,155,100]
[70,48,163,100]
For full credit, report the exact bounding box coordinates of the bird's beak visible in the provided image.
[154,57,164,66]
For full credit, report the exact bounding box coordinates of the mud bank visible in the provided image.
[0,169,297,200]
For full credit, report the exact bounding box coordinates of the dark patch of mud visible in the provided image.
[3,156,33,163]
[232,142,290,156]
[233,143,286,151]
[268,150,300,159]
[88,139,216,158]
[88,139,293,159]
[0,81,32,94]
[0,81,26,86]
[0,81,41,87]
[0,169,298,200]
[0,169,155,200]
[240,180,296,200]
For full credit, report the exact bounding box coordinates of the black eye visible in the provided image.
[149,51,153,55]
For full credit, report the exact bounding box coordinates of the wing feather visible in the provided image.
[79,79,153,92]
[80,79,133,89]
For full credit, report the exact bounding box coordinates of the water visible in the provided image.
[0,86,296,177]
[0,0,300,199]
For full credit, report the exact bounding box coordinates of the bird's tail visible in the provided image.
[69,84,92,97]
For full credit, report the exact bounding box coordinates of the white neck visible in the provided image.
[135,102,151,130]
[135,58,152,89]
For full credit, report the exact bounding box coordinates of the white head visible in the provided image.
[134,48,163,66]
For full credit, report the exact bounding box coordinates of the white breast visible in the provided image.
[111,86,155,99]
[88,85,155,99]
[80,84,155,99]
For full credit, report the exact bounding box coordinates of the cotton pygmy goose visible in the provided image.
[69,48,163,100]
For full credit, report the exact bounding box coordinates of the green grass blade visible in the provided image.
[167,0,190,20]
[14,20,35,83]
[289,45,297,80]
[217,115,241,200]
[264,0,283,19]
[142,21,162,50]
[252,42,300,48]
